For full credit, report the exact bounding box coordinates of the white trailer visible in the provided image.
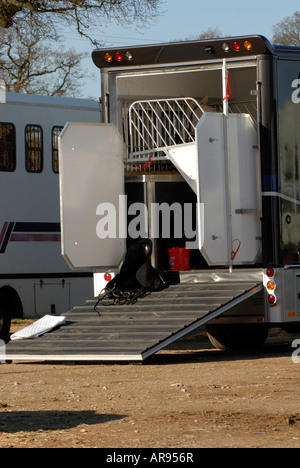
[4,35,300,361]
[0,93,101,342]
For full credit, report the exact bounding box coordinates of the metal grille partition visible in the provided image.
[128,98,204,164]
[124,97,257,173]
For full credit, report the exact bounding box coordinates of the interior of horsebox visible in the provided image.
[113,62,259,271]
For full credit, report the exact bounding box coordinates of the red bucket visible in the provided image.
[168,247,190,271]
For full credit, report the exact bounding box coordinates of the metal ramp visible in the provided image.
[3,278,262,362]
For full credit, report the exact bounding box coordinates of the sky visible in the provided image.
[63,0,300,99]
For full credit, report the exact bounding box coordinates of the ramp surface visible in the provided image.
[4,280,262,362]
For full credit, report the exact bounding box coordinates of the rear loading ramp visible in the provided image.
[3,279,262,362]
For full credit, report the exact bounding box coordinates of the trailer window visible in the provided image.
[52,126,63,173]
[25,125,43,172]
[0,123,16,171]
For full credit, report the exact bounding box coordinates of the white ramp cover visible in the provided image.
[10,315,66,341]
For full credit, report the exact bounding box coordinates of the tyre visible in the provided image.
[206,323,269,351]
[0,287,22,344]
[0,300,11,344]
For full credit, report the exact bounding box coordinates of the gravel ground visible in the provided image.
[0,323,299,448]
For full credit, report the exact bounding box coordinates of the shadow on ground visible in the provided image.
[145,327,299,365]
[0,411,126,433]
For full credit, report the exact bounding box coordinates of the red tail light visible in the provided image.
[233,42,241,51]
[104,273,112,282]
[114,51,123,62]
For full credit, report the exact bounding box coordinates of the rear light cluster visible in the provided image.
[103,40,254,65]
[265,267,277,305]
[222,40,253,53]
[104,51,133,64]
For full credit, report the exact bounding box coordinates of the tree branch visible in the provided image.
[0,1,161,43]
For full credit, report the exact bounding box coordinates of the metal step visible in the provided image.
[3,281,262,362]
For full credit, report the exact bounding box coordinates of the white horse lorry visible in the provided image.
[4,35,300,361]
[0,93,101,343]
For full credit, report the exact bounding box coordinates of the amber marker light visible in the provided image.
[104,52,113,63]
[267,280,276,291]
[244,40,253,50]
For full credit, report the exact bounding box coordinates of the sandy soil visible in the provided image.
[0,323,300,449]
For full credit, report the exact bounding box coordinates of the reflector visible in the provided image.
[125,51,133,61]
[268,294,276,305]
[266,267,275,278]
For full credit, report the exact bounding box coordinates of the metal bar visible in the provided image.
[146,100,177,146]
[170,99,195,141]
[154,100,180,145]
[222,59,229,116]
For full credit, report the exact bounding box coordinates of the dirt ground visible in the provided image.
[0,322,300,449]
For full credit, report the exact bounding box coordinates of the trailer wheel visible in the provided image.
[206,324,269,351]
[0,298,11,344]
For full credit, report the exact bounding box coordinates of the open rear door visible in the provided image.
[196,113,261,266]
[59,123,126,270]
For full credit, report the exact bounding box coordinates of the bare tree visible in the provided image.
[174,27,224,43]
[0,0,162,44]
[0,19,88,96]
[272,11,300,46]
[196,27,223,40]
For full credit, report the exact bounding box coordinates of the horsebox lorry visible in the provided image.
[3,35,300,362]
